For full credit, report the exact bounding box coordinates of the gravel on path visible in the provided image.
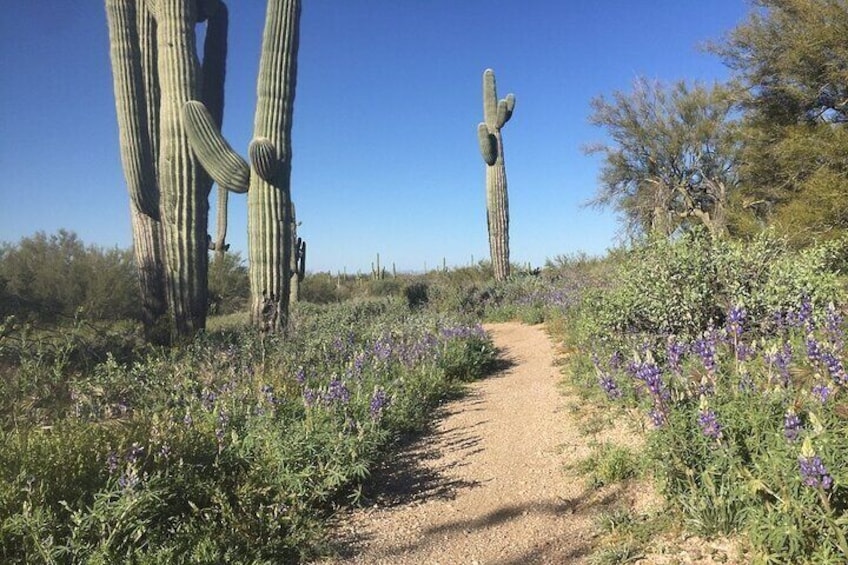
[316,322,606,564]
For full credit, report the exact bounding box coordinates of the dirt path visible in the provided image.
[317,322,607,564]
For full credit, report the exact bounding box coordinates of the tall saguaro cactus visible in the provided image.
[476,68,515,281]
[106,0,230,341]
[183,0,300,332]
[106,0,167,340]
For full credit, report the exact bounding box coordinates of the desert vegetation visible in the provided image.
[2,0,848,563]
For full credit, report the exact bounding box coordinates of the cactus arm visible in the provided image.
[477,122,497,166]
[248,137,278,181]
[483,68,498,129]
[105,0,159,220]
[183,100,250,192]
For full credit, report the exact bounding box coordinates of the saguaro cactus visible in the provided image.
[477,68,515,281]
[289,203,305,303]
[183,0,300,332]
[106,0,230,341]
[106,0,167,341]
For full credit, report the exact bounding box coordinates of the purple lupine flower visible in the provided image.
[799,297,814,329]
[693,336,717,375]
[598,373,622,399]
[812,384,832,404]
[738,371,756,393]
[635,361,668,400]
[106,451,119,475]
[369,389,390,419]
[303,388,318,407]
[767,342,792,387]
[118,472,139,490]
[609,351,624,371]
[727,306,746,338]
[698,410,723,439]
[201,390,217,411]
[649,408,666,428]
[326,377,351,405]
[820,352,848,386]
[799,455,833,489]
[294,367,306,385]
[806,337,823,364]
[666,337,687,376]
[784,412,802,442]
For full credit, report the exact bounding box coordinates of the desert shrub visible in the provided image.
[300,272,346,304]
[0,231,138,322]
[403,281,429,309]
[578,230,848,354]
[207,251,249,315]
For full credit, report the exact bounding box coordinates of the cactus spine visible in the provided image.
[183,0,300,331]
[477,68,515,281]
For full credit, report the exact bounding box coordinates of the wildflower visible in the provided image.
[693,335,717,375]
[727,306,746,338]
[698,409,723,440]
[649,408,666,428]
[666,337,687,375]
[784,411,802,442]
[294,367,306,385]
[302,388,318,408]
[766,342,792,387]
[369,389,390,419]
[820,352,848,386]
[811,384,831,404]
[105,451,119,475]
[798,455,833,490]
[806,337,823,364]
[799,297,814,329]
[598,373,622,399]
[183,412,193,427]
[326,377,351,405]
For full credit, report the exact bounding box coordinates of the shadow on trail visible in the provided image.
[374,486,623,562]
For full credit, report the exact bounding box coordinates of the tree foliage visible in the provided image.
[586,79,740,239]
[0,231,138,322]
[712,0,848,242]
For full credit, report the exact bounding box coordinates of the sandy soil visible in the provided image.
[314,322,740,564]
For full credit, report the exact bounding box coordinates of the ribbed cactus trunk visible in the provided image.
[477,68,515,282]
[182,0,300,332]
[154,0,209,337]
[105,0,168,342]
[246,0,299,331]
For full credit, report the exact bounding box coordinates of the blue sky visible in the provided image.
[0,1,750,273]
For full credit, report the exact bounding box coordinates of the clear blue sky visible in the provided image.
[0,1,749,273]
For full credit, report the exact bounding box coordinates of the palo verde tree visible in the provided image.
[476,69,515,281]
[105,0,231,341]
[711,0,848,243]
[183,0,300,332]
[586,78,740,239]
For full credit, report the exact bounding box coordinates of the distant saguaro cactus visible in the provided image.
[289,203,306,303]
[183,0,300,331]
[105,0,230,341]
[476,68,515,281]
